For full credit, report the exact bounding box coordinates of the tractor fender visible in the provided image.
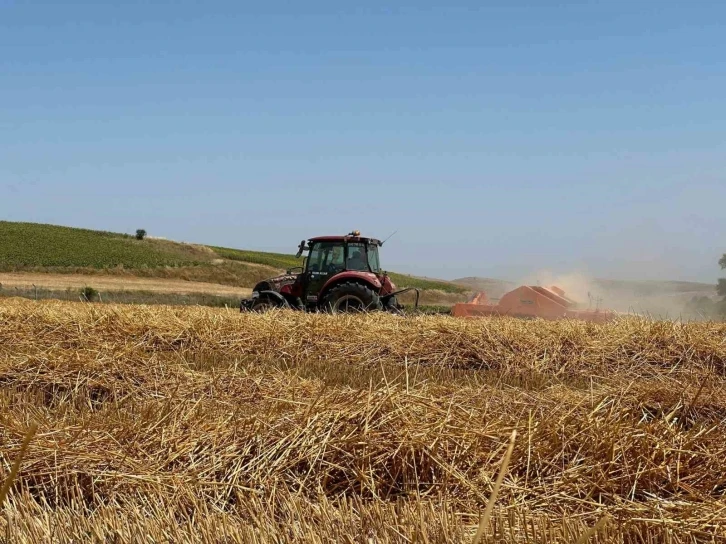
[256,290,290,308]
[252,281,273,293]
[320,272,382,299]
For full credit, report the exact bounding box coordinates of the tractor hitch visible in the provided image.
[381,287,420,312]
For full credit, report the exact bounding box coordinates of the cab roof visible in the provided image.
[309,232,382,245]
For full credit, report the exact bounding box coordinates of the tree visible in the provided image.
[718,254,726,313]
[135,229,147,241]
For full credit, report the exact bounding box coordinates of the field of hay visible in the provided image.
[1,298,725,543]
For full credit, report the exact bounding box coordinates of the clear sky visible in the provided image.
[2,1,724,283]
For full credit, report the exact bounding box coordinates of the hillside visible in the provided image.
[0,221,465,295]
[453,277,518,298]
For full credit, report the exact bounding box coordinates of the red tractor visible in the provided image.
[240,231,419,313]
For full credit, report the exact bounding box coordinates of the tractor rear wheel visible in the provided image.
[323,282,382,313]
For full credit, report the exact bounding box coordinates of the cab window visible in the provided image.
[367,245,381,273]
[329,244,345,272]
[307,242,345,273]
[346,243,369,271]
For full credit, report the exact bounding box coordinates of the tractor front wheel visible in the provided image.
[250,296,282,312]
[323,282,382,313]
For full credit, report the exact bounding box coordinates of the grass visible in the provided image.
[211,246,303,270]
[387,272,466,293]
[0,221,203,269]
[1,298,725,541]
[15,261,282,288]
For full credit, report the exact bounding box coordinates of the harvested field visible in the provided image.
[1,298,726,542]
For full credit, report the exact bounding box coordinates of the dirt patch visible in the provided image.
[0,273,252,297]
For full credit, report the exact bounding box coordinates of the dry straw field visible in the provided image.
[1,298,726,543]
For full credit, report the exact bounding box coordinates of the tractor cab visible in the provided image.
[298,232,381,302]
[242,231,419,313]
[302,237,380,274]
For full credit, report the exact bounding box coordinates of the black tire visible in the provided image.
[250,295,282,313]
[323,282,382,313]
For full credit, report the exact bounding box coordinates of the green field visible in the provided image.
[0,221,465,294]
[211,246,302,270]
[0,221,201,269]
[386,272,464,293]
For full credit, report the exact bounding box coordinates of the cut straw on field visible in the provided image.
[1,298,725,542]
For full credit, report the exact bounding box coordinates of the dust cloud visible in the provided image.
[519,271,596,308]
[516,269,718,320]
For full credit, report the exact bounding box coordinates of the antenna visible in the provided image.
[381,230,398,246]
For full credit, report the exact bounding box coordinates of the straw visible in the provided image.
[0,298,724,542]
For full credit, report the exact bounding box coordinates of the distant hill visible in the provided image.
[452,277,517,299]
[591,278,717,298]
[0,221,465,294]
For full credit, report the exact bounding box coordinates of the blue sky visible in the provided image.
[1,1,724,283]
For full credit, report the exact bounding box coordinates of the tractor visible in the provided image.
[240,231,419,313]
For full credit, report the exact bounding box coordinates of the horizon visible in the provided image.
[2,1,724,283]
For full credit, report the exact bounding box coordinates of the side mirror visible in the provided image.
[295,240,307,258]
